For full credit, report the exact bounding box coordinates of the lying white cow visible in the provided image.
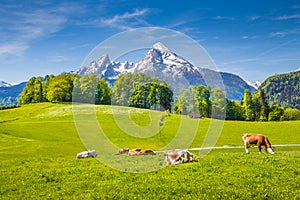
[76,150,98,159]
[242,134,275,154]
[164,149,195,165]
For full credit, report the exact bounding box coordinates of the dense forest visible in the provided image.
[259,71,300,110]
[18,72,300,121]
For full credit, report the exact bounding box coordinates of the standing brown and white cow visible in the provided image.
[242,134,275,154]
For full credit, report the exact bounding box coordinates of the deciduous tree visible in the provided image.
[46,73,74,102]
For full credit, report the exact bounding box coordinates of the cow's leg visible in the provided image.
[164,154,171,165]
[174,155,182,164]
[187,152,191,162]
[264,145,268,153]
[244,143,250,154]
[258,145,262,154]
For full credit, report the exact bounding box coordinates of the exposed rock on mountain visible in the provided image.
[71,42,256,100]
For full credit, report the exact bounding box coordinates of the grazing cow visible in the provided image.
[164,149,195,165]
[76,150,98,159]
[115,148,156,156]
[242,134,275,154]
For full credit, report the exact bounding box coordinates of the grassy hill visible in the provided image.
[0,103,299,199]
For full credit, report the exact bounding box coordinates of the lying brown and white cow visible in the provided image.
[164,149,195,165]
[242,134,275,154]
[115,148,156,156]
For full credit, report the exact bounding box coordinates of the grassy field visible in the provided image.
[0,103,299,199]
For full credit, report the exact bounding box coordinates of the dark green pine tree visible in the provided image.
[258,90,270,121]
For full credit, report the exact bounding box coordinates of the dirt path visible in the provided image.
[188,144,300,151]
[155,144,300,153]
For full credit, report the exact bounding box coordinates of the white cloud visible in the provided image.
[0,2,78,57]
[270,30,300,37]
[241,35,260,40]
[100,8,151,30]
[17,10,67,39]
[273,14,300,20]
[270,31,288,37]
[168,20,194,29]
[0,43,29,57]
[248,16,260,21]
[214,16,235,20]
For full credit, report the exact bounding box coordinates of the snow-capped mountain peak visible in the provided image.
[72,42,206,90]
[139,42,194,69]
[0,81,12,87]
[132,42,205,90]
[70,42,256,100]
[143,48,164,64]
[91,54,111,71]
[71,54,111,75]
[245,80,261,90]
[98,54,110,65]
[153,42,171,52]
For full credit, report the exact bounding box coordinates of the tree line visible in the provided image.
[226,89,300,121]
[19,73,112,105]
[19,72,300,121]
[174,86,300,121]
[18,72,173,111]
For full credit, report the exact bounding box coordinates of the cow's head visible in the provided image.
[88,150,98,157]
[116,148,129,155]
[267,146,275,154]
[189,153,195,162]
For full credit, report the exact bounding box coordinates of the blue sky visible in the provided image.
[1,0,300,84]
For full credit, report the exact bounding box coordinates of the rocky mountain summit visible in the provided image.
[72,42,255,100]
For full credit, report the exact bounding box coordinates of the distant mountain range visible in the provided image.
[0,81,12,88]
[72,42,255,100]
[245,80,261,90]
[7,43,290,105]
[0,82,27,106]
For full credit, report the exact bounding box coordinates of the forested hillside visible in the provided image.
[259,71,300,109]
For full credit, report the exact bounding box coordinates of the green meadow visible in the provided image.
[0,103,299,199]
